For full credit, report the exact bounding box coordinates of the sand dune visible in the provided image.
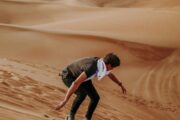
[1,1,180,47]
[0,23,175,66]
[0,0,180,120]
[0,50,179,120]
[67,0,180,8]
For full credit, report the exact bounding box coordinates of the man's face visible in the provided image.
[106,64,114,71]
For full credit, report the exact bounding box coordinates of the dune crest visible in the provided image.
[66,0,180,8]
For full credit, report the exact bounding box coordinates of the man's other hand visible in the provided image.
[54,100,67,110]
[121,85,127,94]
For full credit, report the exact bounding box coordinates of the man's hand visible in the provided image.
[55,99,67,110]
[121,85,127,94]
[54,72,87,111]
[108,73,127,94]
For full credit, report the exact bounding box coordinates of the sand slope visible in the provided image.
[0,33,179,120]
[0,50,180,120]
[0,0,180,120]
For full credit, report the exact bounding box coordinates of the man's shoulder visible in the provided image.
[66,57,99,68]
[74,56,99,63]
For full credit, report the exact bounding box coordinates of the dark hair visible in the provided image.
[103,53,120,67]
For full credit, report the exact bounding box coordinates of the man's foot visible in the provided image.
[65,113,75,120]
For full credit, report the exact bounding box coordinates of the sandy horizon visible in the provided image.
[0,0,180,120]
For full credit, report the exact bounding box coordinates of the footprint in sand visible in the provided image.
[43,113,57,120]
[120,94,179,113]
[43,112,63,120]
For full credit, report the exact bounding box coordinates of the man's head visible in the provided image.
[103,53,120,71]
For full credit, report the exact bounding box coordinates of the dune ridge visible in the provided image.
[65,0,180,8]
[0,22,177,50]
[0,23,175,67]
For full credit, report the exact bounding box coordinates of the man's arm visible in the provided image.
[55,72,87,110]
[108,73,127,94]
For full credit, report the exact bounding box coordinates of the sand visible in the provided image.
[0,0,180,120]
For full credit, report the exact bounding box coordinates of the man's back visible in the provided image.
[67,57,99,79]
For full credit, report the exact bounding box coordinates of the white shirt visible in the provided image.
[84,58,110,82]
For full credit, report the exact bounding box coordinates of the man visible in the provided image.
[55,53,127,120]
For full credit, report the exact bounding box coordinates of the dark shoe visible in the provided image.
[65,113,75,120]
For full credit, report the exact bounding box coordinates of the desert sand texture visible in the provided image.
[0,0,180,120]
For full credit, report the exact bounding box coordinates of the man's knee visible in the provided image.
[91,94,100,104]
[76,94,86,102]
